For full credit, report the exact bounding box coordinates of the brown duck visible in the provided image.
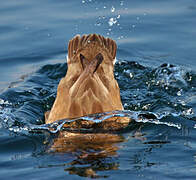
[45,34,130,130]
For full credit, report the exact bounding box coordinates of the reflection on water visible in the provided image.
[49,132,124,178]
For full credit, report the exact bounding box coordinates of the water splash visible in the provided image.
[111,6,115,13]
[153,63,188,88]
[6,110,194,135]
[0,61,195,136]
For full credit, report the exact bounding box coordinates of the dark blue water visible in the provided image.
[0,0,196,179]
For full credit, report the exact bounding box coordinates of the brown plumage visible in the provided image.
[45,34,130,130]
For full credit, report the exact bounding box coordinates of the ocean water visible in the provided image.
[0,0,196,179]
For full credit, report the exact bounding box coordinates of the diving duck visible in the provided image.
[45,34,130,130]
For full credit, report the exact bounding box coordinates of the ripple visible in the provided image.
[0,60,195,136]
[5,110,195,135]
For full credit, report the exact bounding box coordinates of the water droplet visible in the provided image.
[188,75,192,81]
[82,0,85,3]
[136,17,140,20]
[117,14,121,19]
[142,104,151,110]
[130,73,134,78]
[95,22,101,26]
[120,1,124,6]
[163,69,167,73]
[103,6,106,9]
[111,6,115,13]
[0,99,11,105]
[183,108,194,116]
[0,99,4,104]
[108,17,117,26]
[177,90,182,96]
[124,103,128,108]
[180,100,186,106]
[132,24,136,28]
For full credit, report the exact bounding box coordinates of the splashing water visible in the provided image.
[0,60,195,136]
[21,110,185,134]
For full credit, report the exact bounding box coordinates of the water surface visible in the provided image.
[0,0,196,179]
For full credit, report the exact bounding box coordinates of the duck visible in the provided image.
[45,34,130,130]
